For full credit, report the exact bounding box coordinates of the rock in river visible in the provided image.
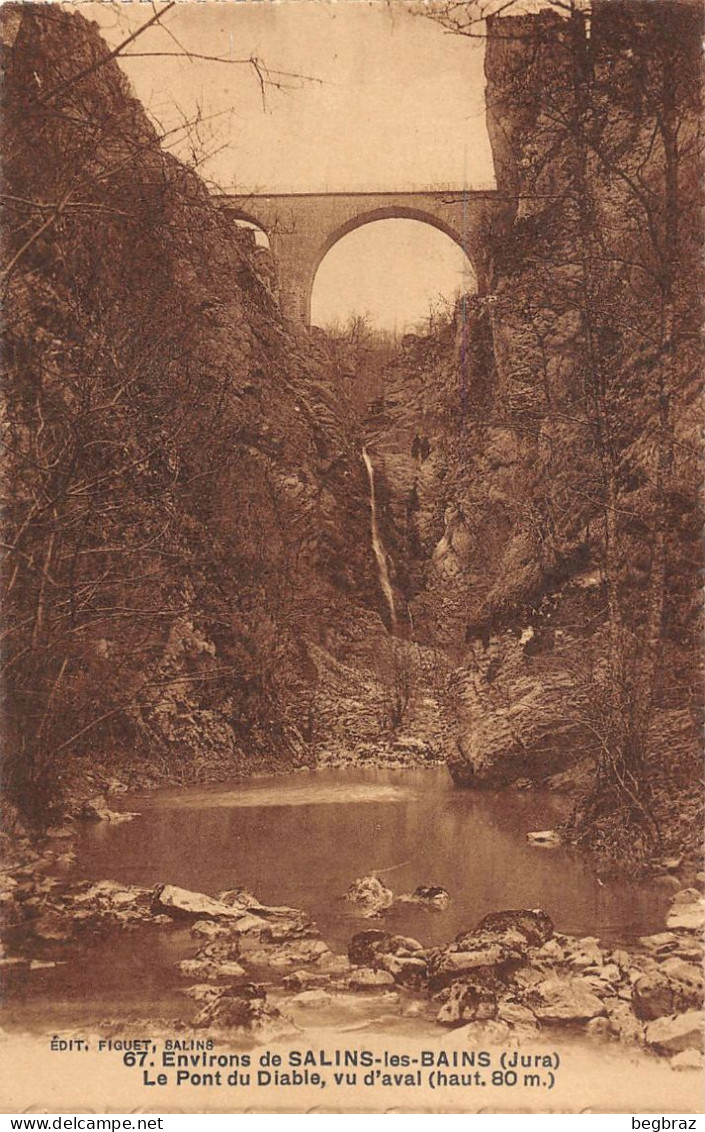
[396,885,450,911]
[152,884,243,921]
[631,973,676,1021]
[344,876,394,916]
[645,1011,703,1055]
[475,909,553,948]
[193,983,290,1038]
[152,884,312,940]
[348,929,427,985]
[531,976,606,1023]
[427,909,553,989]
[178,957,246,980]
[666,889,705,932]
[347,966,396,990]
[435,979,498,1026]
[348,929,424,967]
[78,795,137,823]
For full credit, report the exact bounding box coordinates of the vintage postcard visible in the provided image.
[1,0,702,1115]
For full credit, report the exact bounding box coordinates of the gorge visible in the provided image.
[0,0,702,1099]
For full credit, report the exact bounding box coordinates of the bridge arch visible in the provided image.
[223,208,272,249]
[306,207,476,326]
[311,205,476,283]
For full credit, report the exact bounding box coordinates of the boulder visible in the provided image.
[241,938,330,969]
[531,976,606,1022]
[660,957,704,1005]
[425,949,484,989]
[475,909,554,948]
[197,939,242,963]
[347,966,395,990]
[344,876,394,916]
[396,885,450,911]
[78,795,137,823]
[381,954,428,986]
[178,957,246,980]
[612,948,632,970]
[645,1011,703,1055]
[632,960,703,1021]
[631,973,676,1021]
[71,880,152,924]
[671,939,703,962]
[585,1016,611,1039]
[666,890,705,932]
[606,1000,646,1045]
[565,937,604,970]
[283,969,333,991]
[537,939,568,962]
[435,980,498,1026]
[193,984,288,1037]
[671,887,701,906]
[183,983,222,1004]
[218,889,314,938]
[152,883,311,936]
[218,888,261,909]
[598,963,621,985]
[637,932,679,954]
[427,909,553,990]
[223,913,272,936]
[152,884,241,920]
[496,1001,539,1033]
[317,953,352,976]
[348,929,423,968]
[191,920,232,940]
[152,884,280,930]
[428,940,523,989]
[288,989,333,1009]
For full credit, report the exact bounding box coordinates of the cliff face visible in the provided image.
[0,5,396,820]
[366,3,702,840]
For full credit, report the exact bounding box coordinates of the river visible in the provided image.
[5,766,673,1034]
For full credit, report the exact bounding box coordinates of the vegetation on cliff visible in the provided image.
[0,4,387,825]
[370,0,702,866]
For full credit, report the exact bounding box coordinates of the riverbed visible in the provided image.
[4,766,674,1034]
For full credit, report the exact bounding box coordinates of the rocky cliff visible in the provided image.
[362,2,702,860]
[0,5,428,823]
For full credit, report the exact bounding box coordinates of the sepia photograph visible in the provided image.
[0,0,703,1116]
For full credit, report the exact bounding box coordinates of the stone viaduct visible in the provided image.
[216,190,504,325]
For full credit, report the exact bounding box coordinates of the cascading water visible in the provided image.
[362,446,397,631]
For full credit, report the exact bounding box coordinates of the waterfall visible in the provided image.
[362,446,397,631]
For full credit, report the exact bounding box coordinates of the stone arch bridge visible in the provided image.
[216,190,503,325]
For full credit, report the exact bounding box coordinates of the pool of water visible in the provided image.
[4,766,672,1031]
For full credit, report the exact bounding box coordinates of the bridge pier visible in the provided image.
[268,231,319,326]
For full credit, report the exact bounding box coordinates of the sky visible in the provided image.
[310,218,475,331]
[76,1,495,329]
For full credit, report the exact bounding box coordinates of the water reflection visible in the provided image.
[78,767,668,949]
